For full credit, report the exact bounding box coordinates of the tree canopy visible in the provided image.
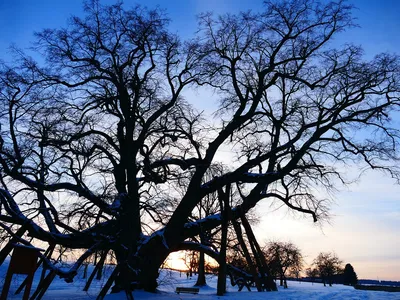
[0,0,399,294]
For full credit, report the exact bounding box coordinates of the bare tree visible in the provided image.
[313,252,343,286]
[0,0,399,295]
[305,267,319,284]
[264,241,303,288]
[180,251,198,278]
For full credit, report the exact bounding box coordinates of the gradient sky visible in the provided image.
[0,0,399,281]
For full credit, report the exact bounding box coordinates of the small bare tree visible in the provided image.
[313,252,343,286]
[305,267,319,284]
[264,241,303,288]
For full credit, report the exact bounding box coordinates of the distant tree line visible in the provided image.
[306,252,358,286]
[357,279,400,287]
[180,242,358,289]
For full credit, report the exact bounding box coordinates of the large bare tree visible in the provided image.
[0,0,399,294]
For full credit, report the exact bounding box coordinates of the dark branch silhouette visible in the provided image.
[0,0,399,294]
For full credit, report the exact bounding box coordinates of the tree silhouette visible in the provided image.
[264,241,303,288]
[0,0,399,294]
[305,267,319,284]
[313,252,343,286]
[343,263,358,286]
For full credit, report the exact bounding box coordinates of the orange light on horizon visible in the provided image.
[163,251,218,271]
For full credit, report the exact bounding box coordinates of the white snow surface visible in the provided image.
[1,261,399,300]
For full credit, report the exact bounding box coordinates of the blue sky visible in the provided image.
[0,0,399,281]
[1,0,399,57]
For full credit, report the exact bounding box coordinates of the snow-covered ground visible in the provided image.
[1,261,399,300]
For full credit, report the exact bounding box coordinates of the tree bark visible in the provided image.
[217,186,229,296]
[96,252,106,280]
[195,251,206,286]
[112,191,142,292]
[135,234,171,292]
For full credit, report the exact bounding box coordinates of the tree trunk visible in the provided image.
[244,225,267,289]
[82,263,88,279]
[94,251,98,266]
[136,233,171,292]
[111,192,142,293]
[232,219,262,292]
[195,251,206,286]
[83,251,108,292]
[217,235,227,295]
[217,186,229,296]
[240,215,277,291]
[111,253,164,293]
[96,252,105,280]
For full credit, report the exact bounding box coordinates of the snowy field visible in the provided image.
[1,261,399,300]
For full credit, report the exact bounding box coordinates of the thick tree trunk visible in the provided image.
[111,248,166,293]
[111,191,142,293]
[107,186,279,294]
[195,251,206,286]
[134,233,171,292]
[217,236,227,295]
